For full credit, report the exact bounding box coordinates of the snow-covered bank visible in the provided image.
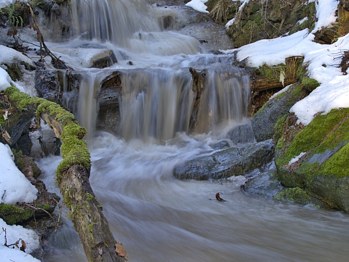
[0,219,40,262]
[236,0,349,125]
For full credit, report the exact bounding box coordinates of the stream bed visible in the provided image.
[31,0,349,261]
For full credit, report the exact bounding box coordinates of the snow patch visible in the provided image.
[0,45,34,67]
[288,152,306,165]
[0,143,38,204]
[0,67,12,91]
[0,218,40,262]
[185,0,208,13]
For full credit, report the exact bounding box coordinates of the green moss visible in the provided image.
[4,86,39,110]
[274,187,312,205]
[301,77,320,92]
[5,86,91,184]
[0,203,33,225]
[321,143,349,177]
[56,123,90,183]
[86,193,94,201]
[37,100,75,125]
[276,108,349,178]
[62,122,86,139]
[256,63,287,82]
[273,114,287,143]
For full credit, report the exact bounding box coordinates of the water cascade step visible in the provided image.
[72,64,250,142]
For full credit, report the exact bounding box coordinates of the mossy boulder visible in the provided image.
[275,108,349,212]
[227,0,316,47]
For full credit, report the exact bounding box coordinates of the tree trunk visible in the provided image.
[60,165,127,262]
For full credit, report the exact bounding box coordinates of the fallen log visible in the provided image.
[3,86,127,262]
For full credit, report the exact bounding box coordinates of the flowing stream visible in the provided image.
[36,0,349,261]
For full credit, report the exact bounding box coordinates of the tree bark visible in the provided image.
[60,165,127,262]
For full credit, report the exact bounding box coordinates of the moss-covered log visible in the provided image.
[3,86,127,262]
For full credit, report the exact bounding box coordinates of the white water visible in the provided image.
[36,0,349,261]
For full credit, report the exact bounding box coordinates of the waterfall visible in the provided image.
[194,69,250,133]
[70,0,160,46]
[77,71,101,138]
[69,0,201,54]
[119,69,194,141]
[74,66,250,142]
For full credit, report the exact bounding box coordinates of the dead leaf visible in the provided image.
[20,240,26,252]
[215,192,226,202]
[115,242,127,258]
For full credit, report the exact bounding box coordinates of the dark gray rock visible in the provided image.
[35,69,62,102]
[209,139,232,150]
[242,171,283,199]
[252,84,307,141]
[227,122,255,144]
[173,139,274,180]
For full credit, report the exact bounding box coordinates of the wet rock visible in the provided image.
[97,71,122,133]
[173,139,274,180]
[226,122,255,144]
[1,108,34,147]
[242,163,284,199]
[35,68,62,102]
[156,4,233,50]
[209,139,231,150]
[90,49,117,68]
[274,187,326,207]
[252,82,309,142]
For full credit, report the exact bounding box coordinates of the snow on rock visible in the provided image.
[313,0,339,32]
[288,152,306,165]
[0,45,34,67]
[185,0,208,13]
[0,143,38,204]
[290,33,349,125]
[0,67,12,91]
[0,218,40,262]
[236,29,317,67]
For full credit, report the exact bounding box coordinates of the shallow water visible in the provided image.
[38,131,349,262]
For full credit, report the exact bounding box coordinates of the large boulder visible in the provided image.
[275,108,349,212]
[174,139,274,180]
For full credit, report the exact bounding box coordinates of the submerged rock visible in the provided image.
[173,139,274,180]
[242,162,284,199]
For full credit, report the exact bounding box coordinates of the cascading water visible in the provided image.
[38,0,349,261]
[70,0,160,46]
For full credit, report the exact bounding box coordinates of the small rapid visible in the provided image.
[38,132,349,262]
